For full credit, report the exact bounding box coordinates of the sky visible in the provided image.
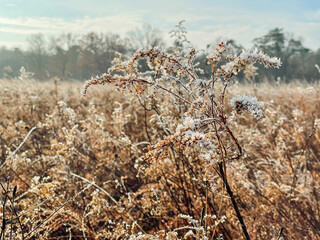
[0,0,319,50]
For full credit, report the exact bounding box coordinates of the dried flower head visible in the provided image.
[230,95,263,119]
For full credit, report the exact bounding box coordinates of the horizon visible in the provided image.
[0,0,319,51]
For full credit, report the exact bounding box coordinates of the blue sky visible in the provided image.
[0,0,319,50]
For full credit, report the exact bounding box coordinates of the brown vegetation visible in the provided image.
[0,77,319,239]
[0,28,319,239]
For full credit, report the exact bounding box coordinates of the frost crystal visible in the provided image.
[182,116,200,130]
[230,95,263,119]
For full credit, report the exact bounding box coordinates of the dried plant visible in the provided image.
[82,39,281,239]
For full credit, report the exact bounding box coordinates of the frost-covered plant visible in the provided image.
[82,27,281,239]
[128,214,227,240]
[18,67,35,81]
[3,66,14,79]
[230,95,263,119]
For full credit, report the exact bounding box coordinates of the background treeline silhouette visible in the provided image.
[1,26,319,82]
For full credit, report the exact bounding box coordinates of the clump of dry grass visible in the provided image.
[0,62,319,239]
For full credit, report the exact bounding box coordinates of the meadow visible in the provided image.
[0,46,319,239]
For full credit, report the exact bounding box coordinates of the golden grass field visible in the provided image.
[0,78,319,239]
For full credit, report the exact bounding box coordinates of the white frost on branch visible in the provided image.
[230,95,263,119]
[238,48,282,68]
[223,48,281,76]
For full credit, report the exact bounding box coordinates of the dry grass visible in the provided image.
[0,78,319,239]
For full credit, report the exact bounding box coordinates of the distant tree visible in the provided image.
[254,28,285,56]
[127,23,165,51]
[27,34,48,80]
[0,47,25,78]
[78,32,128,78]
[50,33,80,79]
[102,33,128,69]
[287,49,320,81]
[253,28,310,82]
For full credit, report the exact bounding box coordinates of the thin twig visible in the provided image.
[0,185,25,240]
[69,172,146,234]
[7,195,55,223]
[0,126,37,170]
[276,227,284,240]
[24,181,94,238]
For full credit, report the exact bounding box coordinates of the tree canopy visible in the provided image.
[0,27,319,82]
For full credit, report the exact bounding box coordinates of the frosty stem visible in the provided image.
[219,162,251,240]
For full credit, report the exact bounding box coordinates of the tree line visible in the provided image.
[0,25,319,82]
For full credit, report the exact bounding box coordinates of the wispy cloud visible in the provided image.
[0,0,319,50]
[305,8,320,21]
[0,14,143,48]
[0,14,142,34]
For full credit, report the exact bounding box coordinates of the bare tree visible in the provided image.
[50,33,80,79]
[78,32,128,78]
[127,23,165,51]
[27,34,48,80]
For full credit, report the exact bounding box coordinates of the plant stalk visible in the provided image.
[219,163,251,240]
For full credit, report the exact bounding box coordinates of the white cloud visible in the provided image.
[0,14,143,49]
[0,14,142,35]
[167,8,320,50]
[305,8,320,21]
[0,5,319,50]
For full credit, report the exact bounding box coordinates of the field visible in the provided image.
[0,76,319,239]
